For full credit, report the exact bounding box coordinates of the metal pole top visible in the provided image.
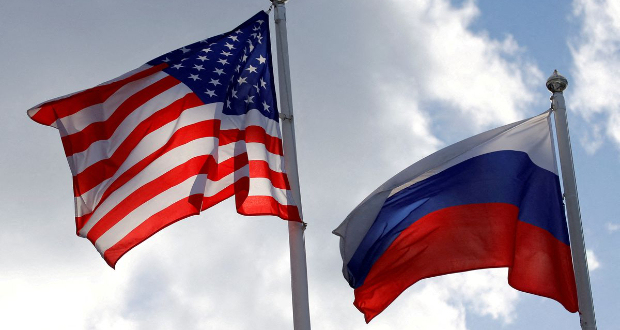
[547,70,568,93]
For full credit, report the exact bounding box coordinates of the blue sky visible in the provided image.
[1,0,618,329]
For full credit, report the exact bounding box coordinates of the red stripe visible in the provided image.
[30,64,167,126]
[353,203,577,323]
[86,154,216,243]
[103,175,301,267]
[72,93,204,195]
[249,160,290,190]
[103,194,204,268]
[508,220,578,313]
[73,119,220,210]
[61,75,181,156]
[201,176,300,221]
[73,124,286,225]
[85,148,252,241]
[220,125,283,156]
[238,195,301,222]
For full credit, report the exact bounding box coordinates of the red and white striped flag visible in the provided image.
[27,11,300,268]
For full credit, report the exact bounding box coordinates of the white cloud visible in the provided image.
[570,0,620,152]
[0,267,136,330]
[606,222,620,233]
[377,84,443,171]
[442,269,519,323]
[586,249,601,271]
[381,0,543,131]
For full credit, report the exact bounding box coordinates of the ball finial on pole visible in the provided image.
[546,69,568,93]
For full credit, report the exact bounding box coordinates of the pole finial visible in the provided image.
[547,70,568,93]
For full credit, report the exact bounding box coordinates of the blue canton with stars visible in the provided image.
[147,11,278,122]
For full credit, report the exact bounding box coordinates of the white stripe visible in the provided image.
[70,95,217,176]
[247,142,285,172]
[94,173,209,254]
[220,108,282,139]
[74,117,285,218]
[70,104,281,176]
[78,137,219,236]
[389,112,555,196]
[77,132,285,228]
[57,71,170,137]
[73,105,220,217]
[95,167,293,254]
[247,177,295,206]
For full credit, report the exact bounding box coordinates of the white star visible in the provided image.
[202,48,212,53]
[217,58,229,65]
[257,20,264,25]
[209,78,221,86]
[253,26,260,32]
[234,29,243,34]
[162,57,170,63]
[180,46,191,53]
[193,64,204,71]
[205,89,217,97]
[188,74,201,81]
[244,95,255,104]
[172,63,184,69]
[242,54,248,63]
[246,65,257,73]
[224,42,235,50]
[213,68,225,75]
[262,101,270,112]
[197,55,208,61]
[221,51,232,57]
[260,78,267,89]
[228,35,239,42]
[253,83,260,92]
[235,65,241,73]
[256,33,263,44]
[180,58,189,62]
[231,88,238,99]
[256,55,266,64]
[226,98,232,109]
[237,76,247,85]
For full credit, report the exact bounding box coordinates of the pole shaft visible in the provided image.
[272,3,312,330]
[551,92,597,330]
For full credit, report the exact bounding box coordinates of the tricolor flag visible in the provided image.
[27,11,300,268]
[333,111,579,322]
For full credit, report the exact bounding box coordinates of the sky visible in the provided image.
[1,0,619,329]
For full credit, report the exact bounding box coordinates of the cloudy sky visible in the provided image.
[2,0,619,329]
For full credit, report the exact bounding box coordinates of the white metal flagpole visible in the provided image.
[270,1,312,329]
[546,70,597,330]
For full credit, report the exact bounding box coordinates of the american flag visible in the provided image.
[27,11,300,267]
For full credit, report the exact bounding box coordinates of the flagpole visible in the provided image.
[546,70,597,330]
[271,1,312,329]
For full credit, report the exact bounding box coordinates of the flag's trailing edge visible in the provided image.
[28,11,301,268]
[333,111,579,322]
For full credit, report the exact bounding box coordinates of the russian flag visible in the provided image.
[333,111,579,323]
